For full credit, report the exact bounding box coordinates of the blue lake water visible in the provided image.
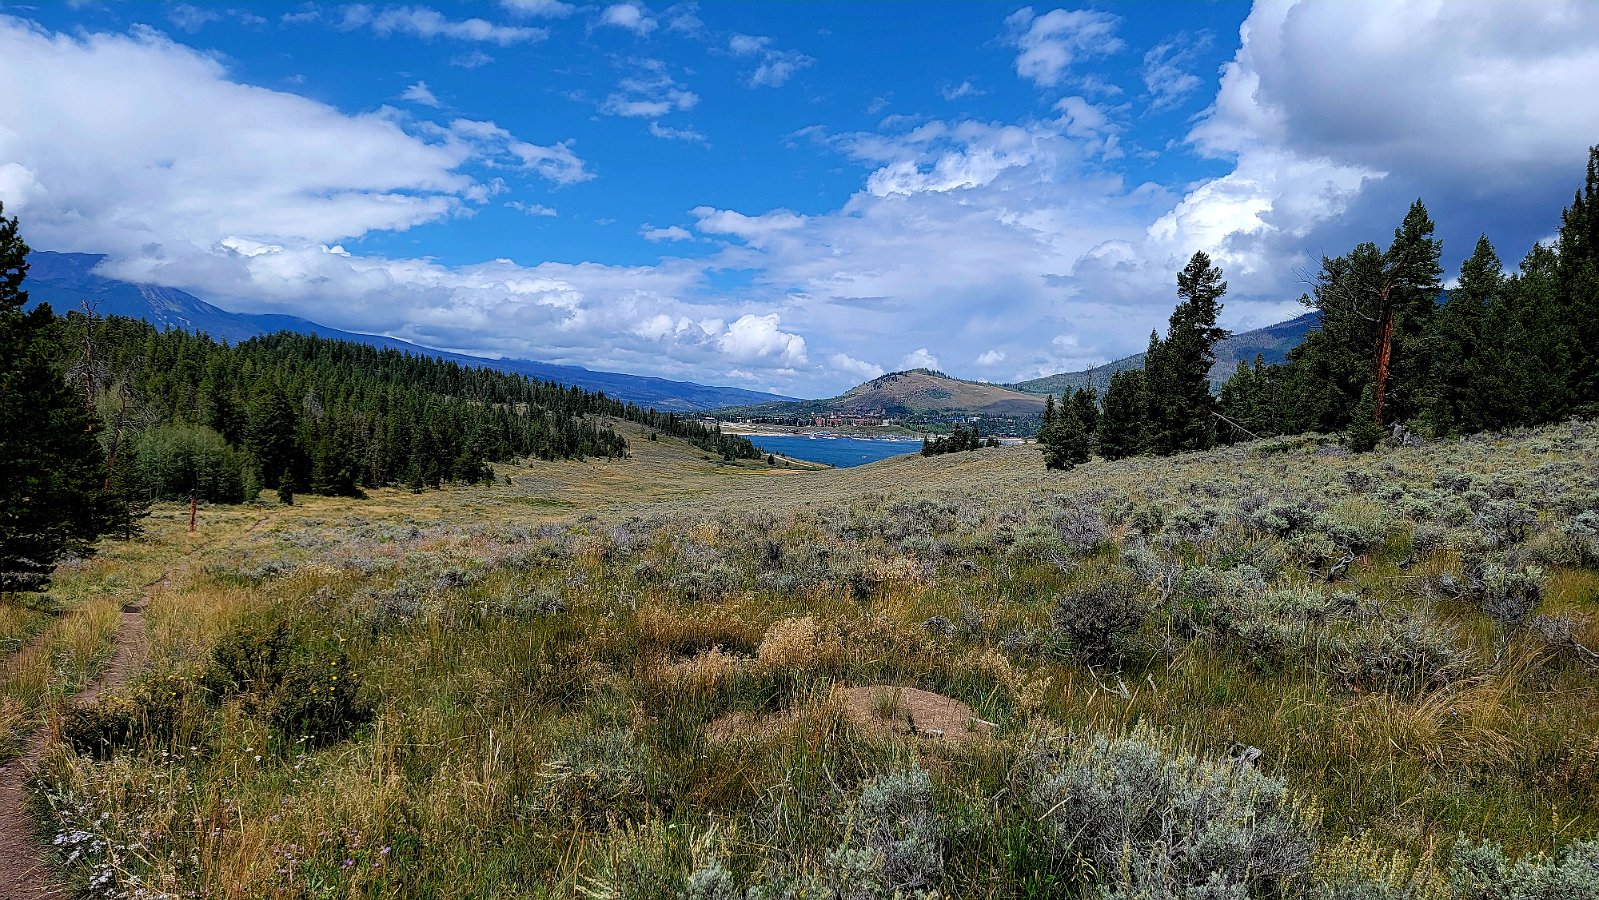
[746,434,919,468]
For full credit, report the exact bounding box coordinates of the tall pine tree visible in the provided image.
[0,203,118,594]
[1145,251,1229,454]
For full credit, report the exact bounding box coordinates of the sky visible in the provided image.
[1,1,1596,397]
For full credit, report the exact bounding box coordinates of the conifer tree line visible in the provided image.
[62,317,763,503]
[1217,145,1599,446]
[920,424,1000,457]
[0,205,761,590]
[1041,248,1232,469]
[1047,144,1599,468]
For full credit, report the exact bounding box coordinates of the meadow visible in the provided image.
[6,419,1599,899]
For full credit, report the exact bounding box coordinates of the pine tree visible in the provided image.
[1423,235,1500,434]
[1097,368,1149,460]
[0,203,118,594]
[1040,402,1090,470]
[1070,387,1099,435]
[1346,384,1385,453]
[245,380,298,488]
[1289,242,1389,432]
[1146,251,1229,454]
[1558,145,1599,412]
[1380,200,1444,424]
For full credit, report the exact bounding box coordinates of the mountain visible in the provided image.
[22,252,790,412]
[1011,312,1321,395]
[717,369,1047,420]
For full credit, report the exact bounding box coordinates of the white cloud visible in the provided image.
[719,313,808,366]
[506,201,557,217]
[501,0,575,17]
[941,80,984,100]
[443,118,594,185]
[168,4,222,32]
[1141,33,1210,111]
[975,349,1006,366]
[641,224,692,241]
[601,65,698,118]
[401,80,440,107]
[647,121,706,142]
[1004,7,1124,88]
[828,353,885,381]
[728,32,813,88]
[900,348,940,371]
[691,207,805,247]
[450,50,493,68]
[598,3,656,35]
[340,5,548,44]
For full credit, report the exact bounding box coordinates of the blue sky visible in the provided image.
[2,1,1596,396]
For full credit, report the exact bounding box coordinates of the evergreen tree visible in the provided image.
[1289,242,1390,432]
[1380,200,1444,423]
[1070,387,1099,435]
[1423,235,1501,434]
[1041,393,1057,428]
[1558,145,1599,412]
[1097,368,1149,460]
[1146,251,1229,454]
[1040,402,1090,470]
[0,203,118,594]
[1346,385,1385,453]
[245,380,298,488]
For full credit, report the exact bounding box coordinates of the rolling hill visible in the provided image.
[1011,312,1321,395]
[22,251,791,413]
[717,368,1047,420]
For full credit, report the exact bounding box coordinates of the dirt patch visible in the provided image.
[705,684,994,747]
[837,685,994,746]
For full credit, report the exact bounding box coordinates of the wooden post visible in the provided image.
[189,490,197,533]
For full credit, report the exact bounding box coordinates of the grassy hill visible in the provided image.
[718,368,1047,420]
[1013,311,1320,394]
[8,419,1599,897]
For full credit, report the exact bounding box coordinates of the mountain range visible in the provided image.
[22,252,791,413]
[1010,312,1320,396]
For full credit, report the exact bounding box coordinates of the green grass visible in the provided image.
[8,418,1599,897]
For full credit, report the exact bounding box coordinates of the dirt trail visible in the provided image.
[0,571,170,900]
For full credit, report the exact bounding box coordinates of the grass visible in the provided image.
[6,418,1599,897]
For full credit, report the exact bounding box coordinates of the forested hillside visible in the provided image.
[60,314,764,507]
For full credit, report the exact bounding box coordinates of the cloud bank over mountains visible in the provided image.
[0,2,1595,395]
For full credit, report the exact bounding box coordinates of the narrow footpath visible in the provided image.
[0,573,165,900]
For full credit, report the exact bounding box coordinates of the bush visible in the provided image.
[61,669,206,759]
[1477,564,1545,629]
[1338,611,1468,695]
[843,768,942,893]
[205,619,372,748]
[1050,565,1152,665]
[1450,836,1599,899]
[1022,728,1315,898]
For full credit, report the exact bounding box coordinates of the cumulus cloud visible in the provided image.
[647,121,706,142]
[828,353,885,381]
[340,5,548,44]
[501,0,574,17]
[1004,7,1124,88]
[728,33,813,88]
[900,348,940,371]
[598,3,656,35]
[941,80,984,100]
[719,313,808,366]
[641,224,692,241]
[601,63,698,118]
[975,349,1006,366]
[401,80,440,107]
[506,201,557,217]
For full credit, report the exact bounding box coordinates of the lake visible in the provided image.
[746,434,920,468]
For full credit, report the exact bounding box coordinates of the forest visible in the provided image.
[1033,145,1599,470]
